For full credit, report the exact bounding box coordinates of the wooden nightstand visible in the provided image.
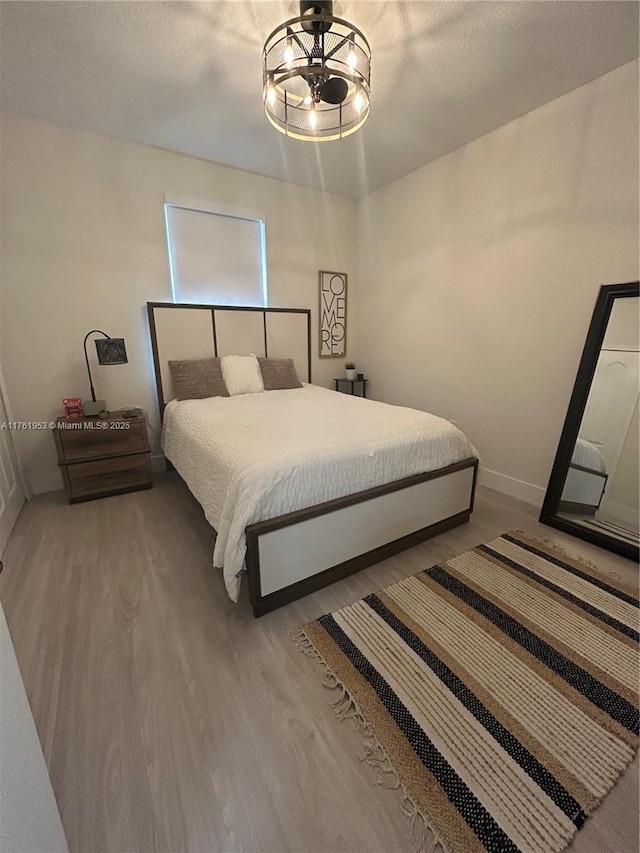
[52,409,152,503]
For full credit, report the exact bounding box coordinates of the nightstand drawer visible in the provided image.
[59,421,146,461]
[66,453,152,500]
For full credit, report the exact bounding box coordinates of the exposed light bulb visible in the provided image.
[309,106,317,129]
[284,38,294,65]
[267,85,276,106]
[303,95,312,105]
[355,91,364,113]
[347,33,358,68]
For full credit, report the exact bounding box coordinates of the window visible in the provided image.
[164,199,268,306]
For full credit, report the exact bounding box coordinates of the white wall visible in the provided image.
[0,115,357,492]
[355,60,639,505]
[0,603,68,852]
[2,61,638,502]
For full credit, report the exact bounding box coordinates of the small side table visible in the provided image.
[334,378,368,398]
[52,409,152,503]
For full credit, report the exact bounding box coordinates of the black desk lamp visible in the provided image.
[83,330,128,415]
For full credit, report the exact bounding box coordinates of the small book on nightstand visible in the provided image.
[63,397,83,418]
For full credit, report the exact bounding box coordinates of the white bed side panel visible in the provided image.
[562,467,607,506]
[258,466,474,596]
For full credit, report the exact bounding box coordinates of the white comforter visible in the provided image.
[572,437,607,473]
[161,384,477,601]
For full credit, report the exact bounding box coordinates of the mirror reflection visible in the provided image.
[559,296,639,547]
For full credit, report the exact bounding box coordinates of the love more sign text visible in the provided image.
[319,271,347,357]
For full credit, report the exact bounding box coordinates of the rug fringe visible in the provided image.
[361,742,400,788]
[289,628,325,660]
[411,810,443,853]
[292,628,448,853]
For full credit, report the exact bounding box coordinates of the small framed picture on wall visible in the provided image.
[319,270,347,358]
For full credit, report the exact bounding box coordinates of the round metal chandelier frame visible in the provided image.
[262,3,371,142]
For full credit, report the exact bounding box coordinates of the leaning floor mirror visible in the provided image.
[540,281,639,562]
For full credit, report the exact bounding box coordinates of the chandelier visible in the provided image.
[262,0,371,142]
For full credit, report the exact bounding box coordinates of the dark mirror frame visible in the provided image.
[540,280,639,562]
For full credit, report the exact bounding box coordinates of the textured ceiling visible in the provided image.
[1,1,638,198]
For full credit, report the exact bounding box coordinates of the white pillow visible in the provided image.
[220,355,265,396]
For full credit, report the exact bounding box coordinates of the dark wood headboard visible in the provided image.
[147,302,312,416]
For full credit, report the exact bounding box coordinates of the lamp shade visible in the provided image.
[95,338,128,365]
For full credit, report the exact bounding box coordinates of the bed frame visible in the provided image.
[147,301,478,616]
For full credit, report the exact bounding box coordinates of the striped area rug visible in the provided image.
[295,531,639,853]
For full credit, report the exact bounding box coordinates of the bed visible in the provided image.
[571,437,607,473]
[148,302,479,616]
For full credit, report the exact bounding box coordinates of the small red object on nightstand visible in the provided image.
[63,397,83,418]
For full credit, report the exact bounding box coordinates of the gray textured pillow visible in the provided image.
[258,358,303,391]
[168,357,229,401]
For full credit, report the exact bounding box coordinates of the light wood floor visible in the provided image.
[1,476,638,853]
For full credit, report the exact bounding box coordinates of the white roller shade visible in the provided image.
[165,204,267,306]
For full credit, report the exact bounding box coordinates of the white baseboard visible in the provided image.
[598,502,639,530]
[29,455,167,496]
[478,467,546,508]
[151,454,166,472]
[29,470,63,495]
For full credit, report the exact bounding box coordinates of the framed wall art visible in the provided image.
[319,270,347,358]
